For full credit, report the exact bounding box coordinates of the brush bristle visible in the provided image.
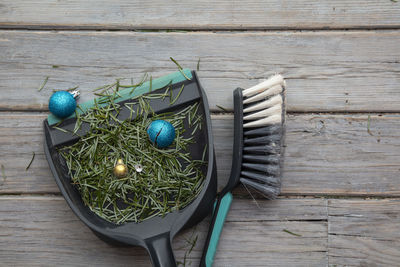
[243,94,282,114]
[242,74,284,97]
[240,74,286,198]
[243,104,282,121]
[243,84,283,104]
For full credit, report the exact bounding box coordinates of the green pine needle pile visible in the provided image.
[59,85,206,224]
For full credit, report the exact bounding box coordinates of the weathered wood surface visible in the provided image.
[328,199,400,266]
[1,112,400,196]
[1,31,400,112]
[1,0,400,30]
[0,196,327,267]
[1,2,400,265]
[2,196,400,266]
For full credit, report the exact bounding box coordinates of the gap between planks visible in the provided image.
[2,26,400,31]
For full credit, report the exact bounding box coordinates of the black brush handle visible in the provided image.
[145,232,176,267]
[200,88,244,267]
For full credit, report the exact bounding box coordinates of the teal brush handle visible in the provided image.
[201,192,233,267]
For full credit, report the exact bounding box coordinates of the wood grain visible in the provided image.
[1,31,400,112]
[1,113,400,196]
[1,1,399,265]
[0,0,399,30]
[328,199,400,266]
[3,196,400,266]
[0,196,327,267]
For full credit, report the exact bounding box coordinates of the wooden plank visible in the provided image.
[1,113,400,196]
[217,113,400,196]
[328,199,400,266]
[0,1,400,30]
[0,196,327,267]
[280,113,400,196]
[1,31,400,112]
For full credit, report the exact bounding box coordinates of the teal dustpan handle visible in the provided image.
[47,69,193,126]
[201,192,233,267]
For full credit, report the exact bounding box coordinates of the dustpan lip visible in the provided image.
[43,70,216,246]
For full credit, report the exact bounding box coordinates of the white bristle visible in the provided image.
[243,104,282,121]
[242,74,284,97]
[243,114,282,128]
[243,84,283,104]
[243,94,282,113]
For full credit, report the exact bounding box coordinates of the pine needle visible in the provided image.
[149,75,153,92]
[216,105,228,112]
[170,84,185,105]
[367,115,373,136]
[283,229,302,237]
[38,77,49,92]
[197,58,201,71]
[52,126,69,133]
[177,227,198,267]
[170,57,191,81]
[0,164,6,186]
[26,152,36,171]
[241,183,260,209]
[59,89,205,224]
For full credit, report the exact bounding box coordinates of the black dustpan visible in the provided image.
[43,70,217,267]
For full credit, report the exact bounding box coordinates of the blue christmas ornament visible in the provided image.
[147,120,176,148]
[48,91,77,119]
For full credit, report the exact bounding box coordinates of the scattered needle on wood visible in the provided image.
[0,164,6,186]
[170,57,191,80]
[38,76,49,92]
[216,105,229,112]
[367,115,373,136]
[283,229,302,237]
[177,227,198,266]
[242,183,260,209]
[197,58,201,71]
[26,152,36,171]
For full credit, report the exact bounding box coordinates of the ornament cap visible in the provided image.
[70,90,80,99]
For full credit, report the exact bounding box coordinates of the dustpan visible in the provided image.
[43,70,217,267]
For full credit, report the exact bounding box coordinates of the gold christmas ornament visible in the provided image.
[113,159,128,178]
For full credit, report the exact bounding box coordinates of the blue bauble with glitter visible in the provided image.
[48,91,77,119]
[147,120,176,148]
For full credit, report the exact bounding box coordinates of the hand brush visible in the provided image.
[200,74,286,267]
